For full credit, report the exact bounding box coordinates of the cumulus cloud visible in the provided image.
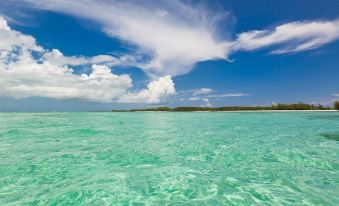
[0,16,171,103]
[118,76,175,103]
[20,0,232,77]
[0,17,42,52]
[233,20,339,54]
[42,49,135,67]
[201,98,212,107]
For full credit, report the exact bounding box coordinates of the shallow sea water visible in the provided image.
[0,112,338,205]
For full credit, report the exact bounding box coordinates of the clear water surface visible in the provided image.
[0,112,338,205]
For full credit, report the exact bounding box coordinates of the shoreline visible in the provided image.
[113,110,338,113]
[213,110,337,112]
[0,110,337,113]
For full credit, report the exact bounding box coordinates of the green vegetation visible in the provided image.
[112,103,331,112]
[335,101,339,110]
[271,103,325,110]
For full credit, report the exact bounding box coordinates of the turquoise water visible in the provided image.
[0,112,338,205]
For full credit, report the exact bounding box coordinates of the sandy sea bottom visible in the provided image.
[0,112,338,205]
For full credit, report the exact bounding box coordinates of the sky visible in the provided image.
[0,0,339,111]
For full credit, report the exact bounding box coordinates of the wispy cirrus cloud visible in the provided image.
[179,91,248,107]
[233,20,339,54]
[193,88,214,96]
[207,93,250,98]
[20,0,232,77]
[179,90,249,102]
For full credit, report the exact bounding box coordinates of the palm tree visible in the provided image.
[335,101,339,110]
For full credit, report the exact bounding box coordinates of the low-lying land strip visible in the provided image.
[112,103,339,112]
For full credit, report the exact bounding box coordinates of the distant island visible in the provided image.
[112,102,339,112]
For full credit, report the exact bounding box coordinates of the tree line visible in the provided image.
[112,102,339,112]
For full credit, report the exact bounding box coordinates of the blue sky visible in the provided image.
[0,0,339,111]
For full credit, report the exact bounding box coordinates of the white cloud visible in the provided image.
[0,16,42,52]
[118,76,175,103]
[179,97,201,101]
[179,91,248,102]
[42,49,135,67]
[233,20,339,54]
[333,93,339,97]
[201,98,212,107]
[207,93,249,98]
[0,16,173,103]
[193,88,214,96]
[189,97,201,101]
[21,0,232,77]
[0,15,10,30]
